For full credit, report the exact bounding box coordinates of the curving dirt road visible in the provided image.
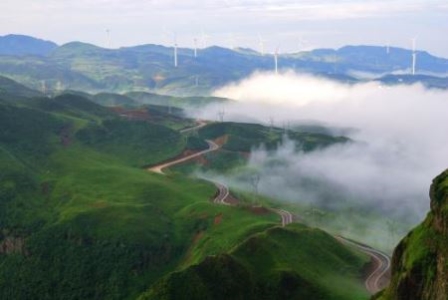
[271,208,294,227]
[336,236,391,294]
[180,120,208,133]
[212,182,231,205]
[148,139,219,174]
[147,129,390,294]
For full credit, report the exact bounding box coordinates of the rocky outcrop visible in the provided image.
[376,169,448,300]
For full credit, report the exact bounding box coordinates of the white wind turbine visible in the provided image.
[201,30,210,48]
[411,37,417,75]
[106,29,112,48]
[258,34,266,55]
[174,37,178,68]
[274,46,280,74]
[193,38,198,58]
[227,33,236,50]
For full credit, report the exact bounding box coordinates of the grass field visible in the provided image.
[0,89,370,299]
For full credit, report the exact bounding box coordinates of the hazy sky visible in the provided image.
[1,0,448,56]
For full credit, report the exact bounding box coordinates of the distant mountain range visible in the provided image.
[0,34,447,95]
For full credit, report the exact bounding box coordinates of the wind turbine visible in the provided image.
[227,33,236,50]
[193,38,198,58]
[411,37,417,75]
[274,46,280,74]
[174,39,178,68]
[201,30,210,48]
[297,36,310,53]
[258,34,266,55]
[106,29,111,48]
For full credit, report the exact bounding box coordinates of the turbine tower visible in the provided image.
[174,41,178,68]
[258,34,266,55]
[193,38,198,58]
[106,29,111,48]
[411,37,417,75]
[274,46,279,74]
[201,30,209,48]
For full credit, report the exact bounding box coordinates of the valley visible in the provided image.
[0,32,447,300]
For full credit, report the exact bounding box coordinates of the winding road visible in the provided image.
[336,236,391,294]
[147,125,391,294]
[271,208,294,227]
[148,140,219,174]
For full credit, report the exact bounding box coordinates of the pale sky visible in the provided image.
[1,0,447,57]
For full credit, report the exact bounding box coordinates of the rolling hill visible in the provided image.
[0,86,371,299]
[0,35,447,95]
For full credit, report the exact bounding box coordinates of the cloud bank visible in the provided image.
[196,72,448,239]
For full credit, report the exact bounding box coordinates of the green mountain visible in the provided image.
[375,169,448,300]
[0,87,370,299]
[142,225,367,300]
[0,35,447,95]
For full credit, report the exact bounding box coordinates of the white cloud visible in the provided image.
[196,71,448,249]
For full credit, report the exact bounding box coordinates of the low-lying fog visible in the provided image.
[189,71,448,250]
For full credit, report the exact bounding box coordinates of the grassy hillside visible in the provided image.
[141,224,368,300]
[0,90,371,299]
[0,96,206,298]
[198,122,348,153]
[376,169,448,300]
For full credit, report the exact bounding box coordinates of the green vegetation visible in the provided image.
[0,93,218,299]
[141,224,369,300]
[198,122,348,153]
[77,119,184,166]
[92,92,138,107]
[0,86,370,299]
[0,75,43,98]
[377,170,448,300]
[125,92,228,109]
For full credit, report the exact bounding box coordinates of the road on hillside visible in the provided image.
[148,139,219,174]
[180,120,208,133]
[213,182,231,205]
[147,139,232,205]
[147,127,390,294]
[336,236,391,294]
[271,208,294,227]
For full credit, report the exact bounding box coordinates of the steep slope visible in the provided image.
[376,169,448,300]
